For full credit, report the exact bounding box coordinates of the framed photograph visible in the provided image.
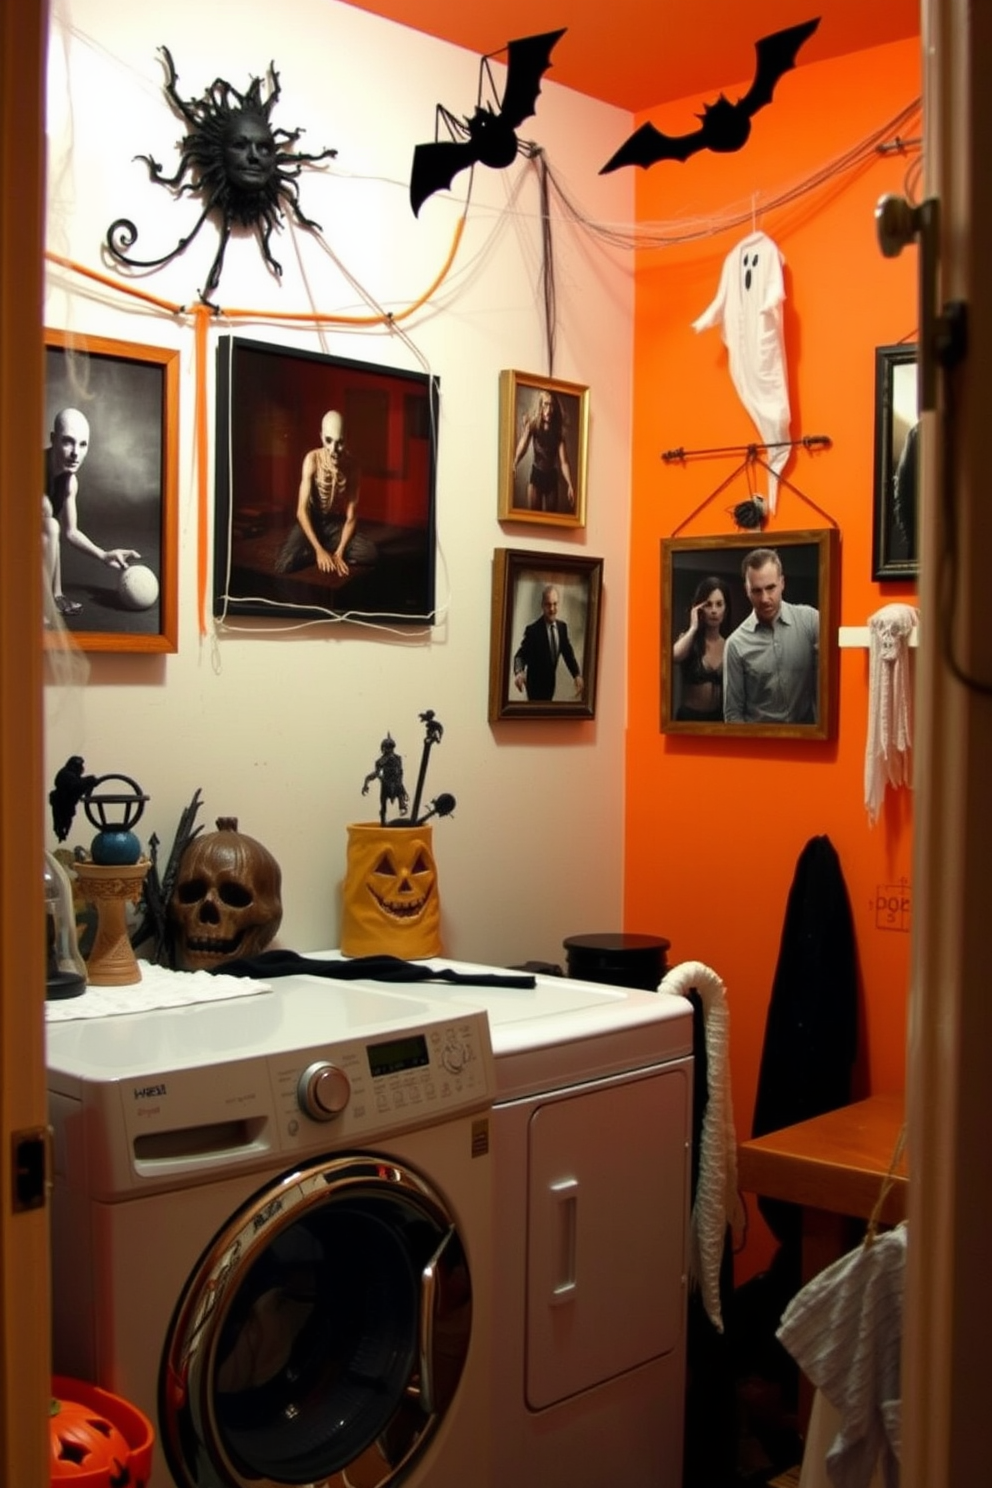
[488,548,603,721]
[43,329,179,652]
[872,343,919,581]
[215,337,438,624]
[497,370,589,528]
[661,529,839,740]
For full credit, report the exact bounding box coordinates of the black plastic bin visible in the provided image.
[562,932,670,991]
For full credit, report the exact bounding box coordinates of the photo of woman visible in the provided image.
[513,389,574,514]
[498,370,589,528]
[672,576,733,722]
[661,531,839,741]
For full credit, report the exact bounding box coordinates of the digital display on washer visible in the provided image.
[367,1032,431,1078]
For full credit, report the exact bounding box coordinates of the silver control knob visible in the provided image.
[298,1061,351,1121]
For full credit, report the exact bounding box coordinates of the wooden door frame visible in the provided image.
[0,1,51,1481]
[902,2,992,1483]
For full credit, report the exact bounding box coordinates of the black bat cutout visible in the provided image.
[410,28,566,216]
[600,17,820,174]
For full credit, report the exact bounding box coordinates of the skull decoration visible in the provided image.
[170,816,282,971]
[341,823,440,959]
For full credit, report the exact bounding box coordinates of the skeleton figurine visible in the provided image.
[362,736,409,825]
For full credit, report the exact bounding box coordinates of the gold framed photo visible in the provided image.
[661,529,840,740]
[497,370,589,529]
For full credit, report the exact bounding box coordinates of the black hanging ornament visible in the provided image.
[732,495,767,530]
[105,47,337,303]
[600,18,820,173]
[410,29,566,216]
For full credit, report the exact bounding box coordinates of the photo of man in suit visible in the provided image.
[512,583,584,701]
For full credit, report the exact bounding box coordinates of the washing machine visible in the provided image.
[46,973,497,1488]
[311,955,696,1488]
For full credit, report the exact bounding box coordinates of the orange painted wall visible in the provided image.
[625,38,921,1276]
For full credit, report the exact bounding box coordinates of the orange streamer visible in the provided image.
[218,215,467,324]
[194,304,210,637]
[45,252,183,314]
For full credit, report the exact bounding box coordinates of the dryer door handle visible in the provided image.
[417,1223,456,1416]
[549,1176,578,1304]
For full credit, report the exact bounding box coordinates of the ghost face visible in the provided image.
[223,114,277,192]
[52,409,90,476]
[742,246,760,292]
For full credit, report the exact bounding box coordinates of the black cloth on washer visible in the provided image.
[211,947,536,989]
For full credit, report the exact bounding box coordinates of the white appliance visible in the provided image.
[326,957,695,1488]
[47,975,496,1488]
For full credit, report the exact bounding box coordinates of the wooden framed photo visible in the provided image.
[661,529,839,740]
[215,336,439,624]
[488,548,603,721]
[497,370,589,528]
[43,329,179,652]
[872,343,919,580]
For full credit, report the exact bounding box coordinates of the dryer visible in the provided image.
[46,974,496,1488]
[319,957,695,1488]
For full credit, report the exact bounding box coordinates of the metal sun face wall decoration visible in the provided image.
[105,46,337,302]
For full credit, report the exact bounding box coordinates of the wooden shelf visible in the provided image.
[737,1092,907,1226]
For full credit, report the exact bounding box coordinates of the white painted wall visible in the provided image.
[43,0,635,969]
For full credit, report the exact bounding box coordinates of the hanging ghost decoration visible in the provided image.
[692,231,791,514]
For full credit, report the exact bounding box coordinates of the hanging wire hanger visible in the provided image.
[663,436,834,536]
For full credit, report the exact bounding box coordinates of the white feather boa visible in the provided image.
[657,960,745,1332]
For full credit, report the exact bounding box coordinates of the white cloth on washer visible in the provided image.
[692,231,792,512]
[657,959,744,1332]
[777,1223,907,1488]
[865,605,918,825]
[44,959,272,1020]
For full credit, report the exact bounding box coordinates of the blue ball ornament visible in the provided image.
[91,829,142,865]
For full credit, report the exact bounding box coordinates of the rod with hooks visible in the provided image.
[661,434,831,464]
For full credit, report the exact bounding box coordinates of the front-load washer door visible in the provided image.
[160,1154,472,1488]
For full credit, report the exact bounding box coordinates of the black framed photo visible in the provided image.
[489,548,603,721]
[661,530,839,740]
[497,370,589,528]
[214,337,439,624]
[43,329,179,652]
[872,343,919,581]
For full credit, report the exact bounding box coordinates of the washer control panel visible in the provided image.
[273,1008,493,1148]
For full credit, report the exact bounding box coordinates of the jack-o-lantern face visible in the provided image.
[341,824,441,959]
[368,842,435,920]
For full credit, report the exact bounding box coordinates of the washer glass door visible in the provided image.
[161,1154,472,1488]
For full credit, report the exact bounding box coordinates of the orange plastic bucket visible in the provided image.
[50,1375,154,1487]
